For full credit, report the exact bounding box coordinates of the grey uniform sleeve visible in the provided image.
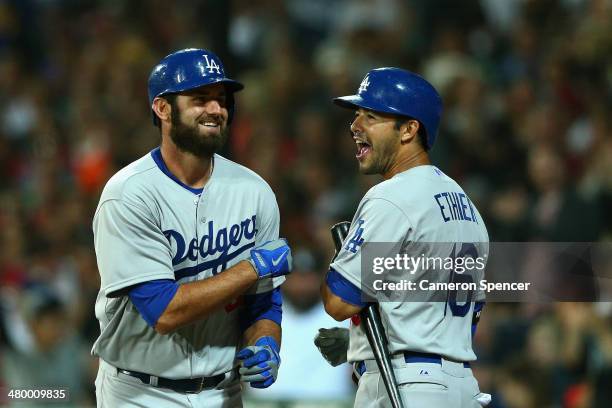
[330,198,412,289]
[93,199,174,297]
[255,190,280,245]
[249,188,284,294]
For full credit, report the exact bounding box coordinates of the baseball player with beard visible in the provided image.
[316,68,491,407]
[92,48,292,407]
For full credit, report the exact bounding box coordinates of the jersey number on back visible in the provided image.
[446,243,478,317]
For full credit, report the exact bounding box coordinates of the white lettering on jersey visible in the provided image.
[164,215,257,277]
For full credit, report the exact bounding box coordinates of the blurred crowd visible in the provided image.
[0,0,610,407]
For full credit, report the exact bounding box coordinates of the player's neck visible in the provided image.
[160,141,213,189]
[383,149,430,179]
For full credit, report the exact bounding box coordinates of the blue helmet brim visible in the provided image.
[332,95,361,110]
[333,95,405,116]
[156,78,244,99]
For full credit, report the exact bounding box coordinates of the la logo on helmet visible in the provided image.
[358,75,370,94]
[203,54,221,74]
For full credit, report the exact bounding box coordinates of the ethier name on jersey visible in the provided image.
[433,191,479,223]
[373,279,531,292]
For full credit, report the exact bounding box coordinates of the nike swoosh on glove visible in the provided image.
[236,336,280,389]
[249,239,293,279]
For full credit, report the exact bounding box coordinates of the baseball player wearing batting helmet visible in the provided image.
[317,68,491,407]
[92,48,292,407]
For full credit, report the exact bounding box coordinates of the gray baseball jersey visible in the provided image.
[92,147,283,378]
[330,165,489,363]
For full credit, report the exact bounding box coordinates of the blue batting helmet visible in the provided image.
[333,67,442,149]
[147,48,244,125]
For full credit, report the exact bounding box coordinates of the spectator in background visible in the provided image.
[0,287,91,407]
[526,144,601,242]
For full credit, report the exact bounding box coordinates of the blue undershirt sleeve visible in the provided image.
[129,279,179,328]
[326,268,366,308]
[240,287,283,331]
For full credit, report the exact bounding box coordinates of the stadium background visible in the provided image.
[0,0,610,407]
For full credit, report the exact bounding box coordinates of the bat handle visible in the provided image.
[330,221,405,408]
[330,221,351,260]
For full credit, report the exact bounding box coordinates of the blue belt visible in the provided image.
[354,352,471,377]
[404,351,471,368]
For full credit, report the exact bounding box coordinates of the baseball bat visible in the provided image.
[330,222,405,408]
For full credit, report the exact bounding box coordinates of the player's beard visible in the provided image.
[358,135,398,176]
[169,110,228,158]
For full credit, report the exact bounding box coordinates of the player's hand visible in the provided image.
[236,336,280,389]
[248,239,292,279]
[314,327,349,366]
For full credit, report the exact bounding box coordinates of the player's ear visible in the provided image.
[152,97,172,123]
[399,119,420,144]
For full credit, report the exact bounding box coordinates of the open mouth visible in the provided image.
[355,140,371,160]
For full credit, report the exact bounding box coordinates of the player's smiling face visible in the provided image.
[350,108,401,175]
[169,83,229,157]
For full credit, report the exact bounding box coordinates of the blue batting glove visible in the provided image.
[236,336,280,389]
[248,239,292,279]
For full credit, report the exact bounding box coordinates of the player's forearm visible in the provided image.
[243,318,281,346]
[155,260,258,334]
[321,280,362,321]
